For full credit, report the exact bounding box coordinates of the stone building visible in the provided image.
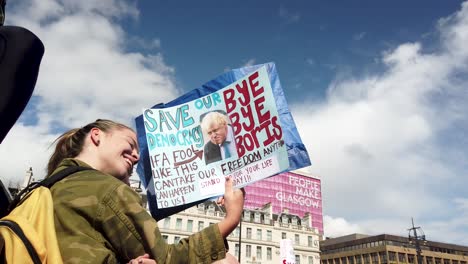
[158,201,322,264]
[320,234,468,264]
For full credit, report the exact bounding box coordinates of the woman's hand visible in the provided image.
[128,254,156,264]
[213,253,240,264]
[217,176,245,237]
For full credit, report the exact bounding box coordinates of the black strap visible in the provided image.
[8,166,92,212]
[0,220,41,264]
[40,166,92,188]
[0,180,12,218]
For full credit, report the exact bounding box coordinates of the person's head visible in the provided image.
[47,119,140,184]
[201,112,229,145]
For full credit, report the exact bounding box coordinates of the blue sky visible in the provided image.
[1,0,468,245]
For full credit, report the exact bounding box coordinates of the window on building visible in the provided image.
[246,245,251,257]
[308,236,313,247]
[408,255,415,264]
[267,247,272,260]
[380,252,387,264]
[427,258,434,264]
[234,227,240,237]
[174,236,180,244]
[389,252,396,262]
[162,235,168,242]
[341,257,347,264]
[242,211,249,221]
[356,255,362,264]
[292,217,298,225]
[371,253,378,263]
[267,230,272,241]
[364,253,370,264]
[198,221,204,231]
[398,253,405,262]
[254,213,261,223]
[257,229,262,240]
[443,260,450,264]
[295,234,300,245]
[282,216,289,224]
[435,258,442,264]
[186,219,193,232]
[309,256,314,264]
[256,246,262,259]
[247,228,252,239]
[282,232,287,239]
[176,218,182,230]
[348,256,355,264]
[208,204,215,214]
[296,254,301,264]
[163,217,171,229]
[235,244,239,258]
[453,261,459,264]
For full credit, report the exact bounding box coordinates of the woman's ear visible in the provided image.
[89,127,101,146]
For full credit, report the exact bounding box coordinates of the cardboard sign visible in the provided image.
[135,62,311,220]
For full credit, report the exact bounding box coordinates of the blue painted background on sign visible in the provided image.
[135,62,311,220]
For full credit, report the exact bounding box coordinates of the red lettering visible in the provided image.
[229,112,242,134]
[271,116,283,140]
[242,133,256,152]
[254,96,270,124]
[235,136,245,157]
[235,80,250,106]
[261,116,283,146]
[248,71,264,97]
[240,105,254,131]
[223,88,236,114]
[261,120,275,146]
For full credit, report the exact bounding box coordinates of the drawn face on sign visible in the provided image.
[206,123,228,145]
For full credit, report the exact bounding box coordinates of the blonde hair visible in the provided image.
[200,112,229,133]
[47,119,133,176]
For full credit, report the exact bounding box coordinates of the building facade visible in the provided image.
[320,234,468,264]
[244,169,323,234]
[158,201,322,264]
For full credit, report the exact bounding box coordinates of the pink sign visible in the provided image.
[244,171,323,234]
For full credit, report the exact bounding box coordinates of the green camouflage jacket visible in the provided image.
[50,158,226,263]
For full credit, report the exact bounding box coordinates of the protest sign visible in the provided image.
[142,66,289,208]
[280,239,296,264]
[135,62,311,220]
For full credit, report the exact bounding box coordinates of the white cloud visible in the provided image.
[353,32,366,41]
[323,216,364,238]
[243,59,257,67]
[306,58,315,66]
[293,2,468,244]
[129,37,161,50]
[0,0,179,184]
[279,6,300,24]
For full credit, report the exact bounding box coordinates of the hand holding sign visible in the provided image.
[217,176,245,237]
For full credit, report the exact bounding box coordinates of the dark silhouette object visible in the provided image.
[0,0,45,143]
[0,0,44,223]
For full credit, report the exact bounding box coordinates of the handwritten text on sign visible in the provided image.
[142,66,289,208]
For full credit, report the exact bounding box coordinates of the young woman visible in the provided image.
[47,119,244,263]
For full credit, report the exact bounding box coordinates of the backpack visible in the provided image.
[0,166,90,263]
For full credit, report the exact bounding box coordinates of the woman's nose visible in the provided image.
[132,150,140,164]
